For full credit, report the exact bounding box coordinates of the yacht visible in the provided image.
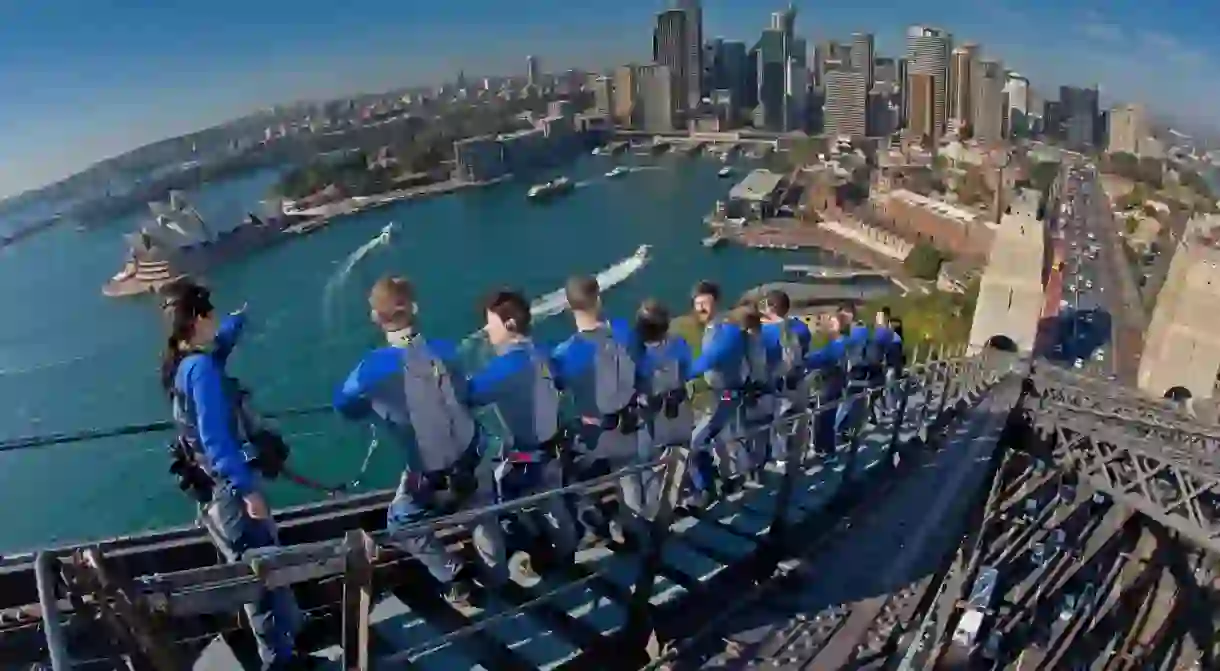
[718,166,734,178]
[605,166,629,179]
[526,176,575,202]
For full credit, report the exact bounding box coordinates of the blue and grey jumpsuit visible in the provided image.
[739,326,773,473]
[172,313,303,669]
[333,331,485,588]
[467,338,578,579]
[837,324,872,436]
[761,318,814,462]
[687,318,749,492]
[805,336,846,455]
[633,336,693,523]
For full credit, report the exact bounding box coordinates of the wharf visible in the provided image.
[286,177,504,235]
[783,264,889,280]
[725,219,914,284]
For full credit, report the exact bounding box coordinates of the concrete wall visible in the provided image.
[1138,239,1220,399]
[968,190,1046,354]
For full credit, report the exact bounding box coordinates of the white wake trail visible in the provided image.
[321,222,397,333]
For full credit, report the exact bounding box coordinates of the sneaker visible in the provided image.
[508,551,541,587]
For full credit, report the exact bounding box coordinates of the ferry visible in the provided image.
[526,176,575,202]
[605,166,629,179]
[718,166,734,178]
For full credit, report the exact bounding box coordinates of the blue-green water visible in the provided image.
[0,155,872,553]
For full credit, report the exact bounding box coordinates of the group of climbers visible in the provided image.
[157,275,905,669]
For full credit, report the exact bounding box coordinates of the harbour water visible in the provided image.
[0,154,882,553]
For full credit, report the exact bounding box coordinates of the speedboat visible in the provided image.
[527,177,575,202]
[718,166,733,178]
[605,166,629,178]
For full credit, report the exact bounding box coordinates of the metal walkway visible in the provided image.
[9,351,1012,670]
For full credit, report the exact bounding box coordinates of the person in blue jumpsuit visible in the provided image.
[866,307,904,418]
[737,306,773,481]
[686,280,749,506]
[837,307,872,440]
[333,276,482,605]
[160,279,305,670]
[633,299,693,524]
[804,314,848,457]
[550,275,641,542]
[467,289,578,581]
[759,290,813,464]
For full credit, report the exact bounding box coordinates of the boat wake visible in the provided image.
[574,179,594,188]
[321,222,398,333]
[460,244,653,347]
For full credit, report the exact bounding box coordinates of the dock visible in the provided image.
[783,264,890,280]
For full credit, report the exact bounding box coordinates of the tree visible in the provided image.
[904,241,947,280]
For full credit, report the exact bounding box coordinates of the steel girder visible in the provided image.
[1026,369,1220,557]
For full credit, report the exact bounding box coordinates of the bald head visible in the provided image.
[369,275,416,330]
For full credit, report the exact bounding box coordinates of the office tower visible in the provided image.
[787,56,809,131]
[638,64,676,131]
[675,0,704,107]
[745,45,760,108]
[613,65,640,127]
[897,58,909,124]
[703,38,723,95]
[1043,100,1064,141]
[907,73,936,140]
[1108,103,1147,155]
[654,10,690,114]
[755,28,788,131]
[720,40,748,105]
[815,40,851,87]
[973,60,1006,144]
[823,69,867,137]
[772,3,796,40]
[874,57,897,85]
[1061,85,1099,150]
[868,84,900,137]
[905,26,952,137]
[527,55,540,87]
[850,33,875,90]
[591,76,614,117]
[1003,72,1030,137]
[949,44,978,131]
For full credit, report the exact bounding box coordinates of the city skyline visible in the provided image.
[0,0,1216,201]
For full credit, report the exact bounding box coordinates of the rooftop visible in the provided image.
[887,189,981,227]
[729,169,785,202]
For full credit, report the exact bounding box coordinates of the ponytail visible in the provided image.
[158,279,215,393]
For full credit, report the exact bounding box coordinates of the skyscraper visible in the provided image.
[703,37,723,95]
[638,64,676,132]
[613,65,640,127]
[907,73,936,141]
[949,44,978,132]
[905,26,952,137]
[591,76,615,117]
[850,33,875,90]
[1108,104,1147,155]
[720,40,748,105]
[755,28,788,131]
[823,69,867,138]
[873,57,897,85]
[973,60,1006,144]
[654,10,690,114]
[1003,72,1030,137]
[1061,85,1099,150]
[675,0,704,108]
[526,55,540,87]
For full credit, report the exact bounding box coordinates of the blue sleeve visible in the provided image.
[688,324,738,380]
[794,321,813,356]
[212,313,246,364]
[333,348,401,420]
[805,339,842,370]
[760,324,781,368]
[182,355,256,496]
[468,351,525,407]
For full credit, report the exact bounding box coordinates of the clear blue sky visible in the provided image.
[1,0,1216,200]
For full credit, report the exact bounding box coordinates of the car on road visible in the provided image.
[1074,358,1084,369]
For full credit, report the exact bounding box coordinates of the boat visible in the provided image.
[702,233,726,249]
[718,167,734,178]
[591,147,602,156]
[526,177,575,202]
[605,166,629,179]
[102,192,297,298]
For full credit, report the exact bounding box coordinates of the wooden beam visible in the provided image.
[340,530,376,671]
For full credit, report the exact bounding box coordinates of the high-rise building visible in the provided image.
[1003,72,1030,137]
[787,56,809,131]
[874,57,897,85]
[823,69,867,137]
[755,28,788,131]
[949,44,978,131]
[814,40,851,88]
[526,55,540,87]
[850,33,875,90]
[675,0,704,107]
[1043,100,1065,141]
[638,64,676,132]
[591,76,615,117]
[973,60,1006,144]
[772,3,796,40]
[905,26,952,137]
[703,38,723,96]
[868,84,900,137]
[1108,103,1148,155]
[720,40,748,106]
[1061,85,1099,150]
[614,65,640,127]
[907,72,936,140]
[654,10,690,115]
